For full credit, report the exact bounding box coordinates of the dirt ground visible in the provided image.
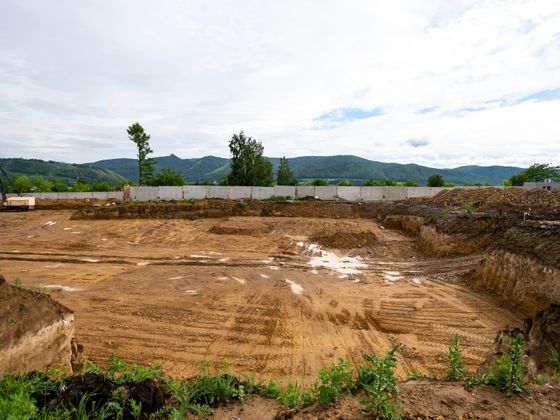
[0,209,522,384]
[213,382,560,419]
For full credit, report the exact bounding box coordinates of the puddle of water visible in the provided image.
[260,274,270,279]
[233,276,246,285]
[383,271,404,282]
[81,258,99,263]
[285,279,304,295]
[308,245,367,275]
[43,221,56,226]
[169,276,184,280]
[41,284,84,292]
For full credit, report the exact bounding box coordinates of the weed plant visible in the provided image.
[444,334,468,381]
[489,334,528,396]
[358,346,403,419]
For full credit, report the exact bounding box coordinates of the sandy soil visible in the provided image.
[0,210,521,381]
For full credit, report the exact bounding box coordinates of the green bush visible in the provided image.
[314,358,354,405]
[310,179,329,186]
[337,180,352,186]
[427,174,444,187]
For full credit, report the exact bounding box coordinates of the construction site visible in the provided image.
[1,188,559,418]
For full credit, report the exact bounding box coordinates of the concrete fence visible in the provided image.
[12,185,501,202]
[125,185,498,202]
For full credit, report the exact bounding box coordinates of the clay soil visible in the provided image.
[0,209,520,382]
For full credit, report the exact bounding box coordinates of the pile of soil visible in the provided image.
[34,372,165,416]
[309,231,378,249]
[209,219,273,236]
[0,274,72,351]
[72,199,382,220]
[414,188,560,217]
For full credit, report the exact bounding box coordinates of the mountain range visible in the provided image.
[89,154,521,186]
[1,155,522,186]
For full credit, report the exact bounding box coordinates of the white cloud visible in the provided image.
[0,0,559,167]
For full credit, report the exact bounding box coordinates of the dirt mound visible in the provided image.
[209,219,273,236]
[0,274,75,373]
[415,188,560,217]
[309,231,377,249]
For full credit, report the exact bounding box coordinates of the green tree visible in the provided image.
[12,175,33,193]
[427,174,444,187]
[276,156,296,185]
[29,176,52,192]
[150,168,185,186]
[127,122,155,185]
[224,131,273,186]
[50,179,69,192]
[505,163,560,186]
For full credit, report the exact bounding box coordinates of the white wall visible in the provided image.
[18,185,496,202]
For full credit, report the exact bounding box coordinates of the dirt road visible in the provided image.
[0,210,520,380]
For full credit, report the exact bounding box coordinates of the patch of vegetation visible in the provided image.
[313,358,354,405]
[463,202,475,214]
[444,334,468,381]
[545,340,560,379]
[337,180,353,186]
[406,366,424,381]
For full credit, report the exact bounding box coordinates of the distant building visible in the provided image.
[523,179,560,190]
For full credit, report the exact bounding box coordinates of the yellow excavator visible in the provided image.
[0,165,35,211]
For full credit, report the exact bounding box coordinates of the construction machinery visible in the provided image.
[0,165,35,210]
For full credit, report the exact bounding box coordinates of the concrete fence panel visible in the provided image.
[91,192,110,200]
[207,186,229,199]
[360,187,384,201]
[383,187,408,201]
[183,185,208,200]
[337,186,361,201]
[60,192,94,200]
[314,186,338,201]
[251,187,274,200]
[273,185,296,197]
[106,191,125,200]
[158,186,183,200]
[130,187,159,201]
[228,186,252,200]
[295,186,315,198]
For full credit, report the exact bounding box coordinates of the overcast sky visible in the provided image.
[1,0,559,168]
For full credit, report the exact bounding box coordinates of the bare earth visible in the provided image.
[0,210,520,381]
